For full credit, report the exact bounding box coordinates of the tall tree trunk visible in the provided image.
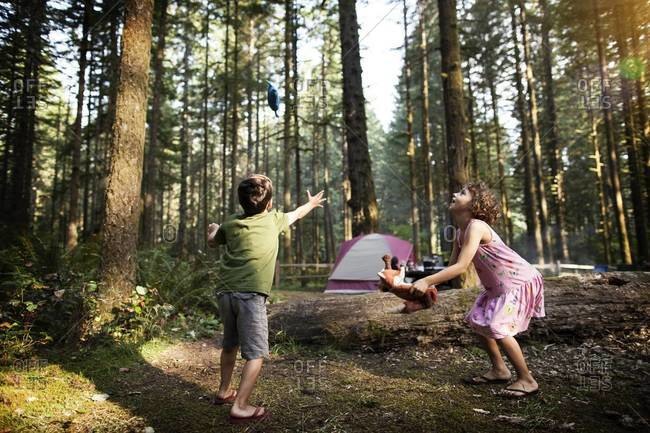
[465,67,478,180]
[539,0,568,261]
[176,27,191,257]
[486,68,512,244]
[628,5,649,228]
[292,3,303,264]
[418,0,436,256]
[438,0,479,288]
[403,0,421,260]
[254,44,261,172]
[519,0,553,263]
[338,0,379,236]
[246,18,255,173]
[229,0,240,215]
[221,0,230,221]
[1,38,18,217]
[613,4,648,264]
[82,50,94,238]
[99,0,153,320]
[437,0,468,195]
[321,41,335,262]
[341,125,352,240]
[142,0,168,247]
[509,0,543,263]
[66,0,92,249]
[8,0,46,232]
[587,71,611,264]
[94,1,121,235]
[592,0,632,264]
[201,4,210,251]
[50,101,64,234]
[283,0,294,262]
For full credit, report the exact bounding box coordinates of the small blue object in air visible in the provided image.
[266,81,280,118]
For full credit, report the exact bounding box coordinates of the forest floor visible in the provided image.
[1,287,649,433]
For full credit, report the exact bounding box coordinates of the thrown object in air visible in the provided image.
[378,254,438,314]
[266,81,280,118]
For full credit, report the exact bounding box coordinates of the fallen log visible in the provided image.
[268,272,650,349]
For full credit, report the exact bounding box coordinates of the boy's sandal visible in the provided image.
[463,374,511,385]
[212,390,237,405]
[228,406,270,424]
[499,385,539,398]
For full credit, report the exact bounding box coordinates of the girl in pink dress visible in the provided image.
[413,181,545,398]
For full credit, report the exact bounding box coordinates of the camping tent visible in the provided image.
[324,233,414,294]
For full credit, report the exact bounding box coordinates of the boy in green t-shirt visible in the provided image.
[207,174,325,424]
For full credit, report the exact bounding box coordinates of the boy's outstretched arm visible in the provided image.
[287,190,326,225]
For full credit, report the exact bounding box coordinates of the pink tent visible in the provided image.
[324,233,414,294]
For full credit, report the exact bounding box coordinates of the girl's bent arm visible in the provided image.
[415,223,484,290]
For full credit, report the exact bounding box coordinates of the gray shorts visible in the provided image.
[217,291,269,360]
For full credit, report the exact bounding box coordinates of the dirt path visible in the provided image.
[2,290,649,432]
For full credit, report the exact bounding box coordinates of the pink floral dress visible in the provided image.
[458,218,545,339]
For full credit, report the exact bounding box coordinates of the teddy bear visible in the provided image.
[377,255,438,313]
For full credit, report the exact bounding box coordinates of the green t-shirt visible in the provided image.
[214,210,289,296]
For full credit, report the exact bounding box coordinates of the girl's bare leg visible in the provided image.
[476,334,511,380]
[498,336,538,394]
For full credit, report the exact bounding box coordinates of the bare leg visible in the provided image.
[498,336,538,394]
[475,334,511,380]
[479,335,512,379]
[230,358,265,417]
[217,346,238,398]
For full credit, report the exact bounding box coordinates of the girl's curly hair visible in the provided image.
[466,181,501,225]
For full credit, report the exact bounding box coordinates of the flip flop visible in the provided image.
[228,406,270,424]
[212,390,237,405]
[499,385,539,398]
[463,374,511,385]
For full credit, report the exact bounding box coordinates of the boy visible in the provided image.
[207,174,325,424]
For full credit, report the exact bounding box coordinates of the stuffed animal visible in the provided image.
[378,254,438,314]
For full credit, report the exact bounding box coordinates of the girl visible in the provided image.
[413,181,545,398]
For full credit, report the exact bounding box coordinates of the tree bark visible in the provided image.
[437,0,468,195]
[268,273,650,349]
[66,0,92,249]
[613,4,648,264]
[99,0,153,321]
[175,23,191,257]
[7,0,46,233]
[539,0,569,262]
[201,4,210,251]
[486,67,512,245]
[283,0,294,262]
[627,5,649,229]
[338,0,379,236]
[142,0,168,247]
[592,0,632,265]
[519,0,553,264]
[418,0,436,256]
[221,0,230,221]
[465,67,478,180]
[508,0,543,263]
[229,0,240,215]
[586,73,611,264]
[292,3,303,264]
[403,0,421,260]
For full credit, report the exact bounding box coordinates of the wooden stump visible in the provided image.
[268,272,650,350]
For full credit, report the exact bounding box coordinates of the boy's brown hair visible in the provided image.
[466,181,501,225]
[238,174,273,216]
